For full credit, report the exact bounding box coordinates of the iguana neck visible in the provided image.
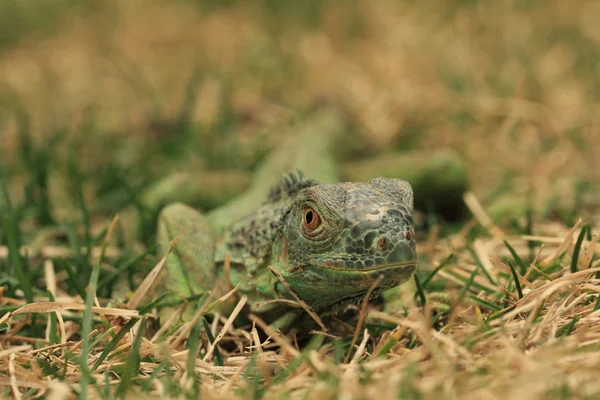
[214,172,319,272]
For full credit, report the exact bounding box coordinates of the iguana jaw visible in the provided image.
[272,236,416,310]
[307,259,417,273]
[274,262,417,312]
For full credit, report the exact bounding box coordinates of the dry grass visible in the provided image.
[0,214,599,398]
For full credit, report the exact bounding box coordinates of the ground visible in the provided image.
[0,0,599,399]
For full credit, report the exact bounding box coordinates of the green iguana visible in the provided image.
[156,109,417,330]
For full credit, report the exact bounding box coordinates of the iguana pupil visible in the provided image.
[303,206,320,231]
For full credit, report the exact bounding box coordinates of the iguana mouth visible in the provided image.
[311,259,417,272]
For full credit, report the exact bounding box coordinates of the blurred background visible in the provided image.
[1,0,599,244]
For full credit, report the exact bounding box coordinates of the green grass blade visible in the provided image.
[80,218,117,398]
[202,317,224,366]
[457,268,479,305]
[137,293,170,314]
[467,245,497,286]
[468,295,502,312]
[153,293,206,310]
[272,334,325,385]
[376,336,400,357]
[185,320,202,396]
[79,262,101,399]
[103,371,111,399]
[556,315,579,337]
[116,318,146,398]
[507,260,523,299]
[61,221,89,278]
[503,240,527,275]
[421,253,455,289]
[413,274,426,306]
[98,246,156,290]
[3,214,33,302]
[443,269,494,294]
[571,225,590,273]
[68,148,92,252]
[48,291,58,345]
[91,318,138,372]
[60,258,87,299]
[142,359,168,392]
[89,327,118,353]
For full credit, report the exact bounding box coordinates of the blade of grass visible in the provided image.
[487,306,516,320]
[507,260,523,299]
[3,214,33,302]
[272,333,325,385]
[185,320,202,395]
[68,148,92,253]
[443,269,495,294]
[91,318,138,371]
[104,371,111,399]
[468,295,502,312]
[413,274,426,306]
[116,318,146,398]
[98,246,156,289]
[148,292,206,310]
[137,293,170,314]
[456,268,479,305]
[421,253,455,289]
[202,317,224,367]
[467,245,497,286]
[60,258,87,299]
[556,315,580,337]
[571,225,590,273]
[80,216,119,399]
[142,359,169,392]
[376,336,399,357]
[61,221,89,279]
[504,240,527,275]
[79,267,100,398]
[89,327,117,353]
[48,291,58,345]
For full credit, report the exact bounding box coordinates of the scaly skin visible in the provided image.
[158,171,416,327]
[156,108,417,329]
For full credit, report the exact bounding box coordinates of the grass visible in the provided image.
[1,0,600,398]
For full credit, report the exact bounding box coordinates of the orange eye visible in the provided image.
[404,231,412,241]
[303,206,321,231]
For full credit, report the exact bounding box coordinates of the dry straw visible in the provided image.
[0,216,598,399]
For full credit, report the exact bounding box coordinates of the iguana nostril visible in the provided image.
[377,236,387,249]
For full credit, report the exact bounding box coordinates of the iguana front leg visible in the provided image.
[157,202,307,331]
[157,203,217,298]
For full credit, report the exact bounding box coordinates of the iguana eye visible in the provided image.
[303,206,321,231]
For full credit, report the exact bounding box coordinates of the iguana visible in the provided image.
[156,109,417,330]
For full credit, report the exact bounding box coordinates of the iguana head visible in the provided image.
[272,177,417,311]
